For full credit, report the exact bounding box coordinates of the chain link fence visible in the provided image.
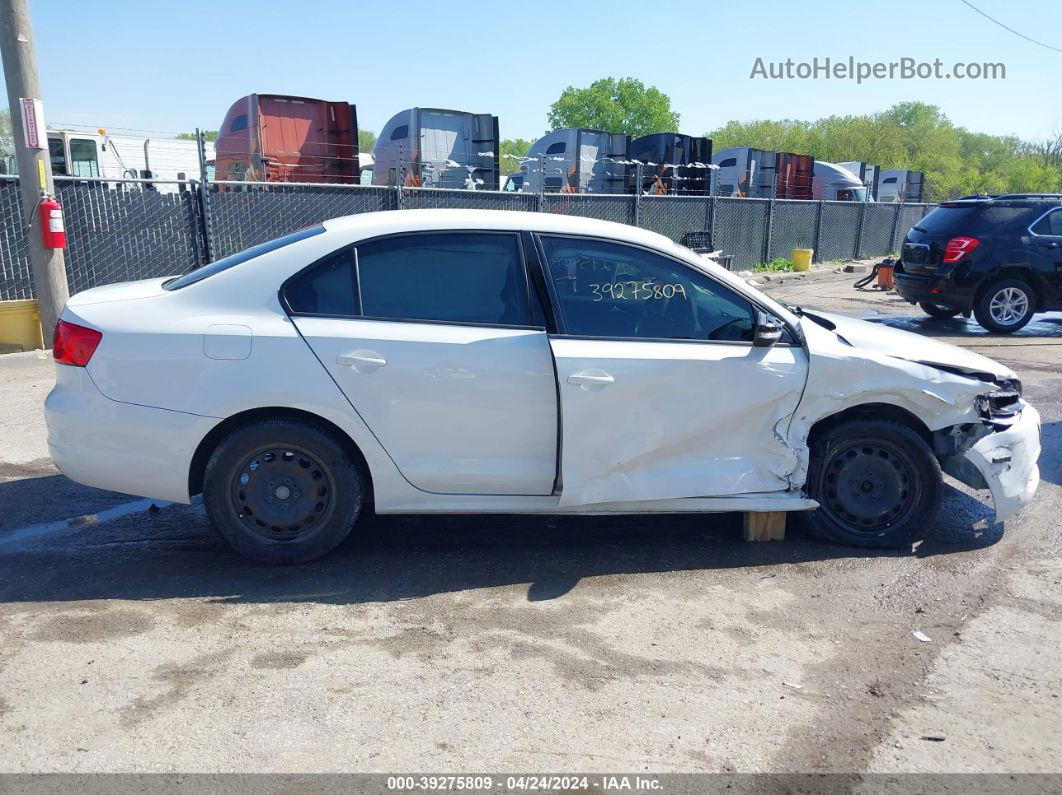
[56,178,206,294]
[208,181,395,259]
[0,173,936,299]
[0,177,31,301]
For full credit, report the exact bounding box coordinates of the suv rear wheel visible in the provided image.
[919,302,962,319]
[974,277,1035,333]
[804,419,942,548]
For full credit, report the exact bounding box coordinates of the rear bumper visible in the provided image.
[963,405,1041,523]
[894,271,977,311]
[45,366,219,504]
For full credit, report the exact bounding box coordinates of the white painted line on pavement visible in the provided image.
[0,499,173,547]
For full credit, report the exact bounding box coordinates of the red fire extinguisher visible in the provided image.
[39,196,67,249]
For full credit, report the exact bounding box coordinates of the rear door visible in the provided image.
[1029,207,1062,301]
[535,234,807,507]
[289,231,559,496]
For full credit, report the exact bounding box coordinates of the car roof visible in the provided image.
[321,208,675,249]
[941,194,1062,208]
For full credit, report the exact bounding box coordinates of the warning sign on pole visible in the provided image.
[20,97,45,150]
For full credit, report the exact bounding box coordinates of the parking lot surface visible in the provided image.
[0,272,1059,773]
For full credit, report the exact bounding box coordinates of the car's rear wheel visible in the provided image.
[804,419,942,548]
[203,419,364,564]
[974,278,1034,333]
[918,302,962,319]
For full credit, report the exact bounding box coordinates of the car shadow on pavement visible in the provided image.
[0,473,1006,605]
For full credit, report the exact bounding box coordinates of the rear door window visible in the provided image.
[915,205,1027,235]
[1031,208,1062,236]
[356,232,530,326]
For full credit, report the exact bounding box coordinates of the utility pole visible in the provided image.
[0,0,68,340]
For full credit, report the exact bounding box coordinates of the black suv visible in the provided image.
[895,195,1062,332]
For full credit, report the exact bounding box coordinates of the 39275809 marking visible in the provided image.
[386,775,495,791]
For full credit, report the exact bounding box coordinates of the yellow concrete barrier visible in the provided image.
[0,299,45,352]
[792,248,813,272]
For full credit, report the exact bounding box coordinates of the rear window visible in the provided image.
[164,226,325,290]
[913,205,1027,235]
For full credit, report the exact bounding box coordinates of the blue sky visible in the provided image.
[5,0,1060,142]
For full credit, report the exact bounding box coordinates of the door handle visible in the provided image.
[337,351,387,371]
[568,370,614,390]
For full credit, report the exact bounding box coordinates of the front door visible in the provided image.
[289,231,558,496]
[536,234,808,507]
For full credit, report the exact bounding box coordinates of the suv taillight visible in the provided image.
[942,236,980,264]
[53,320,102,367]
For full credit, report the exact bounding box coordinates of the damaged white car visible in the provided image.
[45,210,1040,563]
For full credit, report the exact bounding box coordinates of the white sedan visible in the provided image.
[45,210,1040,563]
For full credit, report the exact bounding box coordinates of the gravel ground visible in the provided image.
[0,272,1059,774]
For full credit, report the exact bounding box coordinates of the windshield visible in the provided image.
[164,226,325,290]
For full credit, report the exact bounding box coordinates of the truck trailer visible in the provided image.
[519,128,630,193]
[2,129,210,183]
[837,161,880,199]
[813,161,870,201]
[629,133,712,195]
[372,108,499,190]
[214,94,360,184]
[710,147,778,198]
[876,169,925,202]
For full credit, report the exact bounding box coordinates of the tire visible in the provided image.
[974,277,1035,333]
[918,302,961,319]
[803,419,942,549]
[203,418,364,564]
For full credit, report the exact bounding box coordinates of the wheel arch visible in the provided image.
[975,267,1046,310]
[807,402,933,450]
[188,406,374,503]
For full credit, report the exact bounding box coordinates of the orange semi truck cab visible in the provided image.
[214,94,360,184]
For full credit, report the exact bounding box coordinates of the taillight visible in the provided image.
[942,236,980,264]
[53,320,102,367]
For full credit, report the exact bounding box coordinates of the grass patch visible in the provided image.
[752,257,794,273]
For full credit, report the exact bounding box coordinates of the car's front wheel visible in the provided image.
[918,302,962,319]
[974,278,1035,333]
[804,419,942,548]
[203,418,364,564]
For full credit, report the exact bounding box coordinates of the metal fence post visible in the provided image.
[854,200,868,259]
[813,201,824,263]
[889,202,903,254]
[764,198,775,264]
[709,195,717,247]
[195,128,214,263]
[633,163,643,228]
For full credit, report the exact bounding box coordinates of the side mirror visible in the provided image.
[754,312,784,348]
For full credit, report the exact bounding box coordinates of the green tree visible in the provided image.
[707,101,1062,201]
[358,128,377,154]
[177,130,218,141]
[0,108,11,139]
[498,138,533,174]
[548,77,679,138]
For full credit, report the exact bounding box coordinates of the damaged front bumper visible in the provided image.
[947,404,1041,523]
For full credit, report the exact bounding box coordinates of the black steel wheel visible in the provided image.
[918,302,962,319]
[804,419,942,548]
[204,419,364,563]
[230,445,336,540]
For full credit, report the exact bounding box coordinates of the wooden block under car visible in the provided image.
[743,511,786,542]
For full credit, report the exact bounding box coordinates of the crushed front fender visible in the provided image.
[962,404,1041,523]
